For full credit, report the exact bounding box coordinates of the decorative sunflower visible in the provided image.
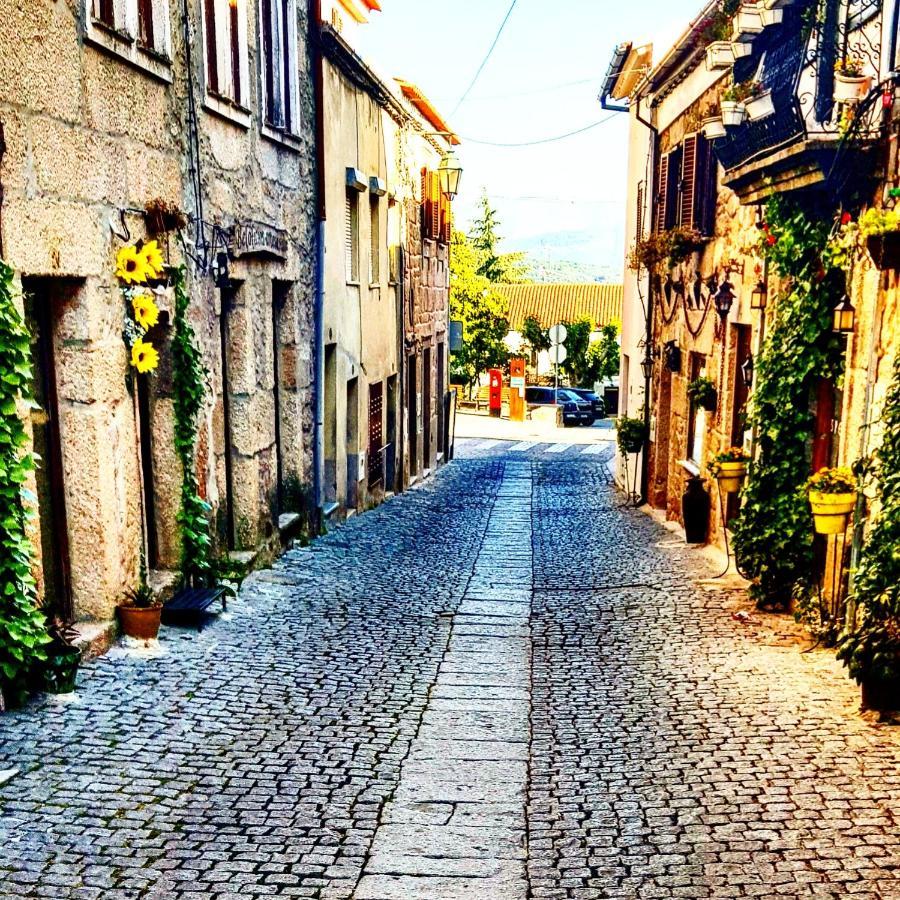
[130,338,159,374]
[116,245,151,285]
[139,240,165,280]
[131,293,160,331]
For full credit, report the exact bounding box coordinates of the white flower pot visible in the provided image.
[745,90,775,120]
[760,6,783,26]
[731,41,753,60]
[733,6,764,41]
[706,41,735,70]
[702,116,727,139]
[834,74,871,103]
[721,101,748,127]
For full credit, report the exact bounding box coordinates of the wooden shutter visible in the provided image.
[95,0,115,26]
[137,0,156,47]
[345,193,358,281]
[679,134,717,235]
[431,173,441,239]
[700,138,719,237]
[636,181,645,242]
[679,134,698,230]
[653,153,670,232]
[204,0,219,94]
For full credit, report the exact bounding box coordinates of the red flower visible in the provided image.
[841,212,852,226]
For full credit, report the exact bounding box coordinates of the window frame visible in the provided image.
[346,190,360,284]
[369,195,381,285]
[201,0,252,127]
[84,0,173,82]
[258,0,302,144]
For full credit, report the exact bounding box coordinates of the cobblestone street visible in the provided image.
[2,442,900,899]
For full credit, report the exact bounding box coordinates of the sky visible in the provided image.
[356,0,703,279]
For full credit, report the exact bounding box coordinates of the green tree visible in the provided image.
[560,318,592,385]
[449,230,509,390]
[584,322,621,386]
[521,315,550,355]
[469,193,529,284]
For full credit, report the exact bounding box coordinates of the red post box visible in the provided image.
[489,368,503,418]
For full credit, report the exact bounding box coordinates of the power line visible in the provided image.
[437,76,600,104]
[452,0,519,116]
[460,113,620,148]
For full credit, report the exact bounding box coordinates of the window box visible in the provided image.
[705,40,752,70]
[732,5,764,42]
[745,90,775,121]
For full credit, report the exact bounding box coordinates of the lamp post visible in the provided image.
[750,279,768,310]
[438,151,463,200]
[741,354,754,388]
[714,281,736,320]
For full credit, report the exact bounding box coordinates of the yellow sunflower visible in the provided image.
[130,338,159,374]
[116,245,151,285]
[139,240,165,280]
[131,294,160,331]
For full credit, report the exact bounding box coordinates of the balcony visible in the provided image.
[712,0,885,203]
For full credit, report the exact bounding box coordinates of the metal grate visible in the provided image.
[368,381,384,490]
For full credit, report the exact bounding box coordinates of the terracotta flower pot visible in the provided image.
[834,74,871,104]
[809,490,856,535]
[118,604,163,640]
[716,461,747,494]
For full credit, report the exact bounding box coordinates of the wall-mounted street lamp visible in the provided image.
[640,352,654,381]
[714,281,736,319]
[750,279,768,310]
[833,295,856,333]
[438,151,463,200]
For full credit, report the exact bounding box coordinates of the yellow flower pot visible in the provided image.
[809,490,856,535]
[716,461,747,494]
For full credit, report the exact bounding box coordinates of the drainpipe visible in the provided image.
[311,0,326,527]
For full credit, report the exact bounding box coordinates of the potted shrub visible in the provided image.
[721,82,749,126]
[617,415,649,455]
[687,376,718,412]
[36,618,81,694]
[118,579,163,641]
[709,446,751,493]
[834,57,871,103]
[859,207,900,271]
[744,81,775,121]
[807,466,857,535]
[702,114,727,140]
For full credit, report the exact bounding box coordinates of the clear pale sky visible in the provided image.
[356,0,703,277]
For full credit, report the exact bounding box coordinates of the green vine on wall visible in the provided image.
[732,199,845,609]
[170,266,213,587]
[0,260,51,705]
[837,350,900,685]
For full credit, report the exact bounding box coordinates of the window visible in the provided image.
[345,191,359,283]
[203,0,249,109]
[653,147,681,233]
[369,197,381,284]
[677,134,717,237]
[86,0,172,76]
[260,0,300,135]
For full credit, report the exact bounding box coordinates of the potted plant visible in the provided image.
[702,114,727,140]
[36,617,81,694]
[859,207,900,271]
[732,3,764,41]
[118,578,163,641]
[617,415,649,455]
[687,376,718,412]
[807,466,857,535]
[721,82,749,126]
[744,81,775,121]
[834,57,871,103]
[709,446,751,493]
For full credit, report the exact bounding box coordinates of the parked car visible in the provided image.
[568,388,606,423]
[524,386,593,427]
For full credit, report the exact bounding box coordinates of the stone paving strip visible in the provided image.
[355,462,533,900]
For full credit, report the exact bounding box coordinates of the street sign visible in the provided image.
[549,344,567,365]
[549,323,567,346]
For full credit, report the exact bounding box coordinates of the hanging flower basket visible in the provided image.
[759,5,783,26]
[733,5,764,41]
[721,101,747,127]
[865,232,900,270]
[834,74,871,104]
[745,90,775,121]
[702,116,727,140]
[809,491,856,535]
[706,41,736,70]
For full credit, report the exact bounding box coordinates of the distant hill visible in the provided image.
[524,258,610,284]
[510,228,623,284]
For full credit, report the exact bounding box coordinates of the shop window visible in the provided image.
[259,0,300,136]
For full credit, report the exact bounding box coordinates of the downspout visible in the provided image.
[397,243,406,493]
[311,0,326,527]
[635,93,658,505]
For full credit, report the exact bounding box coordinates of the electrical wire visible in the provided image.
[460,113,620,147]
[451,0,519,116]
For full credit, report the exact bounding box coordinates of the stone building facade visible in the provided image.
[0,0,316,633]
[614,0,897,593]
[317,8,454,515]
